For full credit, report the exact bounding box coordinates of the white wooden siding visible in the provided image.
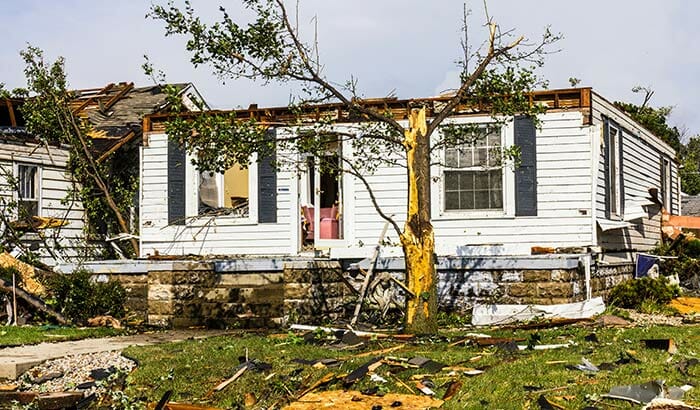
[591,92,678,252]
[139,133,297,256]
[0,140,87,264]
[140,111,602,258]
[348,112,594,257]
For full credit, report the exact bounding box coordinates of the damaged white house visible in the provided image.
[140,88,678,262]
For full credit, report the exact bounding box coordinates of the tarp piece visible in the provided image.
[471,297,605,326]
[636,254,659,278]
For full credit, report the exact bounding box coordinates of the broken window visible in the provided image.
[198,163,249,217]
[17,164,39,217]
[443,130,503,211]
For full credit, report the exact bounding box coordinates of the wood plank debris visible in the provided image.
[0,277,67,325]
[350,220,391,326]
[282,390,444,409]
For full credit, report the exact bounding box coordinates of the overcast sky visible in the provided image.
[1,1,698,139]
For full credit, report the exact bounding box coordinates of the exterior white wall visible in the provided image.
[140,112,597,258]
[591,93,678,253]
[0,140,88,264]
[345,111,595,258]
[139,133,298,256]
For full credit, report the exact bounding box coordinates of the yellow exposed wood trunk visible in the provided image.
[401,108,438,334]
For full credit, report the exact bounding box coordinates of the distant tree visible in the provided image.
[680,136,700,195]
[614,86,682,154]
[150,0,559,333]
[615,86,700,195]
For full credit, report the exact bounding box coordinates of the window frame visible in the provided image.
[14,162,41,218]
[433,119,515,219]
[185,153,259,225]
[661,156,672,210]
[607,123,622,218]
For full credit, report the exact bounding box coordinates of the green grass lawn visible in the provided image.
[0,325,124,347]
[122,324,700,409]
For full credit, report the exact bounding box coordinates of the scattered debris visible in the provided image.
[603,380,665,404]
[677,358,699,376]
[642,398,699,410]
[517,342,573,351]
[407,357,445,373]
[152,403,223,410]
[471,297,605,326]
[283,390,443,409]
[569,358,599,373]
[244,392,257,407]
[670,297,700,315]
[442,380,462,401]
[596,315,632,327]
[505,317,593,330]
[0,276,67,325]
[87,315,122,329]
[289,324,389,339]
[344,357,383,386]
[537,394,566,409]
[415,380,436,396]
[643,339,678,354]
[210,357,272,395]
[0,391,84,410]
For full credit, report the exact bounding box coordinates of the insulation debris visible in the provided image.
[471,297,605,326]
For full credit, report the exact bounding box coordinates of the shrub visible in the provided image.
[44,269,126,324]
[608,276,680,310]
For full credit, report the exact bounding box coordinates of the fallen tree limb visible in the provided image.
[0,277,67,325]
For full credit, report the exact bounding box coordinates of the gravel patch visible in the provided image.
[17,351,136,397]
[626,310,684,327]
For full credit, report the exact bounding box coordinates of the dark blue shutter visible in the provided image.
[257,128,277,223]
[168,140,187,225]
[603,118,611,219]
[514,116,537,216]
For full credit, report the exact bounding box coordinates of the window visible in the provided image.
[443,129,503,211]
[17,164,39,217]
[198,164,250,217]
[661,157,672,209]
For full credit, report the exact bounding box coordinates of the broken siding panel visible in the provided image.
[591,93,675,251]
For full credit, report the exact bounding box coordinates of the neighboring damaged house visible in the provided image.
[141,87,679,263]
[0,82,205,265]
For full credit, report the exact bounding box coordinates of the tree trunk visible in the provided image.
[401,108,438,334]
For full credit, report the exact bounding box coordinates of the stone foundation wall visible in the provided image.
[590,263,634,299]
[283,261,353,324]
[147,263,284,328]
[88,257,635,329]
[438,268,583,311]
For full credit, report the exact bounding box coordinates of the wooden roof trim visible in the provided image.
[144,87,593,132]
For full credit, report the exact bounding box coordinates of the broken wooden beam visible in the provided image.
[0,278,67,325]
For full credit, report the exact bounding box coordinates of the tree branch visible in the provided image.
[341,157,402,238]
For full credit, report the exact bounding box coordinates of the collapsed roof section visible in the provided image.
[1,82,203,159]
